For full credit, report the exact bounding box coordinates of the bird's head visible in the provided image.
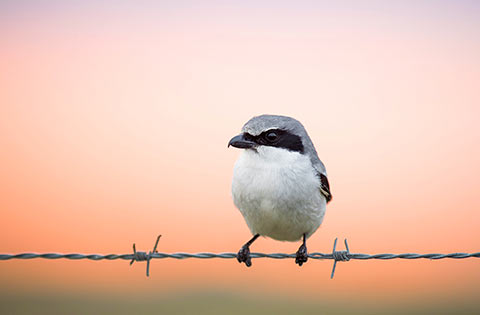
[228,114,312,154]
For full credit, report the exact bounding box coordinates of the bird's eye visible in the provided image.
[265,131,278,142]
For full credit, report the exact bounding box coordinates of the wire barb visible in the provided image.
[330,238,350,279]
[130,235,161,277]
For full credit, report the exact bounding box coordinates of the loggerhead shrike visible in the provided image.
[228,115,332,267]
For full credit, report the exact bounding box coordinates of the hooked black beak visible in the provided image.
[228,134,256,149]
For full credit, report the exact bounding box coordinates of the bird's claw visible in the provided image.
[295,244,308,266]
[237,245,252,267]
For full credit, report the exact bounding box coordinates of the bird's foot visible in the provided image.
[295,243,308,266]
[237,245,252,267]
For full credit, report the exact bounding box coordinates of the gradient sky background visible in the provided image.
[1,0,479,307]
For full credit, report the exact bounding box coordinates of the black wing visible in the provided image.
[318,173,332,203]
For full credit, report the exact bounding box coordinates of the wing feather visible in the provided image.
[318,173,332,203]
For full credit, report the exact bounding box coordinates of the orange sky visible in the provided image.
[1,1,479,302]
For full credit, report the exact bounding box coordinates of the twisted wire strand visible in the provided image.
[2,252,480,261]
[1,236,479,278]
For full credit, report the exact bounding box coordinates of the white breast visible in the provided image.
[231,146,326,242]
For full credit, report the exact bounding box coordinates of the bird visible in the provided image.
[228,114,332,267]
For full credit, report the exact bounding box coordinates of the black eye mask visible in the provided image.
[244,129,304,153]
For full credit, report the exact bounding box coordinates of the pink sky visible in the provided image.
[1,1,479,302]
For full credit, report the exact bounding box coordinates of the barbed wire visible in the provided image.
[1,235,479,278]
